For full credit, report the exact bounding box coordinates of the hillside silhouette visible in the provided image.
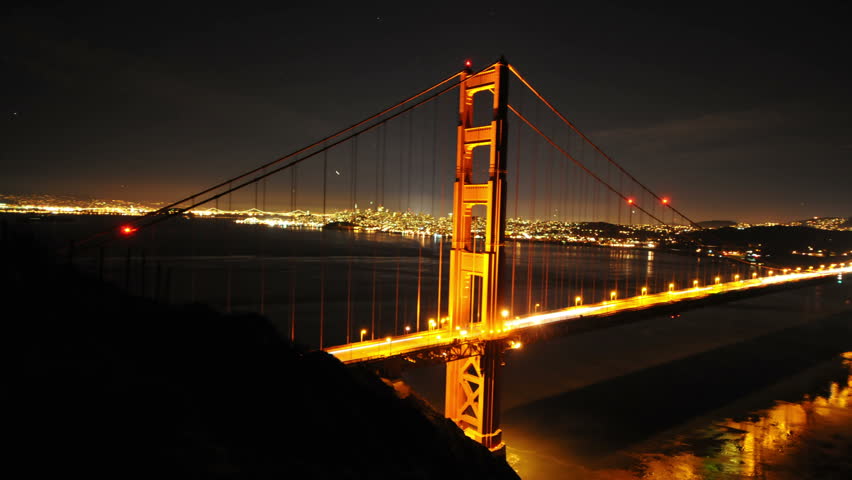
[2,223,518,479]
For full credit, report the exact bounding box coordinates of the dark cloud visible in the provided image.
[1,3,850,222]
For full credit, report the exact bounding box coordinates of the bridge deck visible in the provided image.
[325,267,850,364]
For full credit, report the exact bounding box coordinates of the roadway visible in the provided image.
[326,265,852,364]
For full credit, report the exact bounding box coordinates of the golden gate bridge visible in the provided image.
[69,58,851,456]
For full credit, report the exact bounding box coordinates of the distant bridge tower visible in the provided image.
[445,59,508,455]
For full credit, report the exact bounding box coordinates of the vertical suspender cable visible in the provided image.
[511,110,521,315]
[372,252,377,340]
[416,244,422,332]
[373,127,383,207]
[320,255,325,349]
[352,137,358,209]
[407,114,413,209]
[437,236,443,323]
[431,98,438,216]
[395,254,400,335]
[346,259,352,343]
[322,150,328,216]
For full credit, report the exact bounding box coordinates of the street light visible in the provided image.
[404,325,411,334]
[640,287,647,296]
[575,296,583,306]
[501,309,510,319]
[610,290,617,302]
[428,318,437,330]
[668,282,675,292]
[534,303,540,312]
[693,279,699,289]
[734,274,740,282]
[714,276,721,285]
[360,328,367,342]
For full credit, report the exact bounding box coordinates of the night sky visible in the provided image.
[2,3,850,223]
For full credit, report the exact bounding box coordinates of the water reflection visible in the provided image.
[635,369,850,479]
[512,353,852,479]
[646,251,654,277]
[16,216,760,349]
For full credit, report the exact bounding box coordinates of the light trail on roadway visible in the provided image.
[325,265,852,364]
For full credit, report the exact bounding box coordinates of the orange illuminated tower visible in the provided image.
[445,59,508,455]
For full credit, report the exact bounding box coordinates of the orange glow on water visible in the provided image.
[635,354,852,479]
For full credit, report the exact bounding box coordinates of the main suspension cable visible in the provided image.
[508,64,700,228]
[508,104,668,225]
[150,71,464,217]
[74,64,508,251]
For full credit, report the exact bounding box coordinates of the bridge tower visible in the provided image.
[445,59,508,455]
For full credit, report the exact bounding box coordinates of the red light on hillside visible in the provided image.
[120,225,138,236]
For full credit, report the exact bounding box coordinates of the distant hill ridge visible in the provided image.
[696,220,737,229]
[685,225,852,255]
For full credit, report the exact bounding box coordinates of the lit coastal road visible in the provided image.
[326,266,852,364]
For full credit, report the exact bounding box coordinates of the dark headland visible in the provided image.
[2,224,519,480]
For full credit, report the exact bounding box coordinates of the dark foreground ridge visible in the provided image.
[2,226,519,479]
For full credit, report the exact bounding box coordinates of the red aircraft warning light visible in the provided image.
[120,225,138,236]
[464,59,472,68]
[627,198,634,204]
[661,198,669,204]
